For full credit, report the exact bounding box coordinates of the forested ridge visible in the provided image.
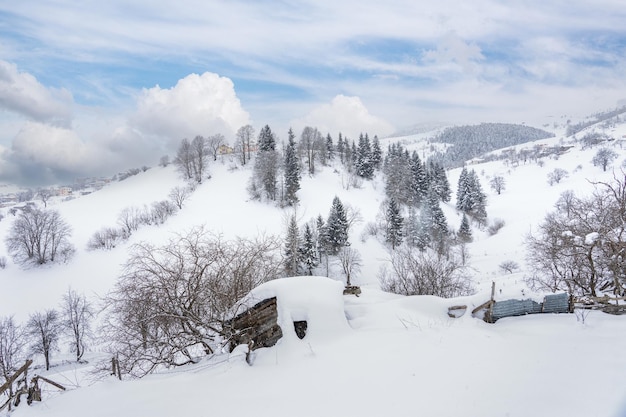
[431,123,554,167]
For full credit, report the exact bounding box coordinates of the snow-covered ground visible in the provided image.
[1,119,626,416]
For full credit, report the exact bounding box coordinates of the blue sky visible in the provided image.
[1,0,626,185]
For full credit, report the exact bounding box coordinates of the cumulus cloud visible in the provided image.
[0,60,73,126]
[293,95,394,139]
[131,72,250,140]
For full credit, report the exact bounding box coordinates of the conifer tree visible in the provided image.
[258,124,276,151]
[284,128,300,206]
[326,196,349,254]
[325,133,334,162]
[316,215,327,263]
[385,198,404,249]
[284,215,302,276]
[406,151,428,207]
[458,213,472,243]
[417,189,449,253]
[301,223,317,275]
[405,207,420,247]
[251,124,279,201]
[336,133,345,164]
[456,167,470,212]
[356,133,374,179]
[456,168,487,225]
[428,160,451,202]
[371,135,382,170]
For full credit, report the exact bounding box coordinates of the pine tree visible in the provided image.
[316,215,327,263]
[456,167,470,212]
[406,151,428,207]
[417,189,449,253]
[301,223,318,275]
[337,133,345,164]
[258,125,276,151]
[405,207,420,247]
[356,133,374,179]
[371,135,382,170]
[284,215,302,276]
[284,128,300,206]
[468,170,488,225]
[428,160,451,202]
[325,133,334,162]
[385,198,404,249]
[456,168,487,225]
[458,213,472,243]
[326,196,349,254]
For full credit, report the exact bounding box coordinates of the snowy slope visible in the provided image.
[1,117,626,417]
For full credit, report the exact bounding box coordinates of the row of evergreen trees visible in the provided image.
[284,196,350,277]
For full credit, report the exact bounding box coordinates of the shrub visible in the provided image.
[487,218,505,236]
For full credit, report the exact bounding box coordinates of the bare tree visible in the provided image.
[499,260,519,274]
[174,138,194,180]
[547,168,569,185]
[87,227,123,251]
[159,155,170,167]
[101,227,283,377]
[168,186,192,209]
[61,289,94,362]
[526,174,626,296]
[117,206,142,238]
[190,135,210,183]
[379,246,472,297]
[5,208,74,267]
[236,125,255,166]
[336,247,362,286]
[489,175,506,195]
[299,126,323,175]
[37,188,52,208]
[149,200,177,225]
[592,147,618,172]
[0,316,24,401]
[207,133,225,161]
[27,310,60,371]
[555,190,576,218]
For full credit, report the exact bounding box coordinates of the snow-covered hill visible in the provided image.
[1,115,626,417]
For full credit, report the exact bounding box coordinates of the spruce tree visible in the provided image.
[284,128,301,206]
[284,215,302,276]
[356,133,374,179]
[371,135,382,170]
[326,196,349,254]
[405,207,420,247]
[325,133,334,162]
[385,198,404,249]
[456,167,470,212]
[336,133,345,164]
[428,160,451,202]
[316,215,327,263]
[458,213,472,243]
[258,125,276,151]
[406,151,428,207]
[301,223,318,275]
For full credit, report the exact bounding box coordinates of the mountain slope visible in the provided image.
[1,116,626,417]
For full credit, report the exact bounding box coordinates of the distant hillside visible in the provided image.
[431,123,554,168]
[565,105,626,136]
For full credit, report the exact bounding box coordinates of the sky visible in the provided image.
[1,0,626,186]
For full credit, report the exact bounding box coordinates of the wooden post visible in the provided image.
[115,355,122,380]
[0,359,32,397]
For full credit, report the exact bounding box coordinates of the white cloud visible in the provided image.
[292,95,395,140]
[131,72,250,140]
[11,122,90,171]
[0,60,73,126]
[423,32,484,73]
